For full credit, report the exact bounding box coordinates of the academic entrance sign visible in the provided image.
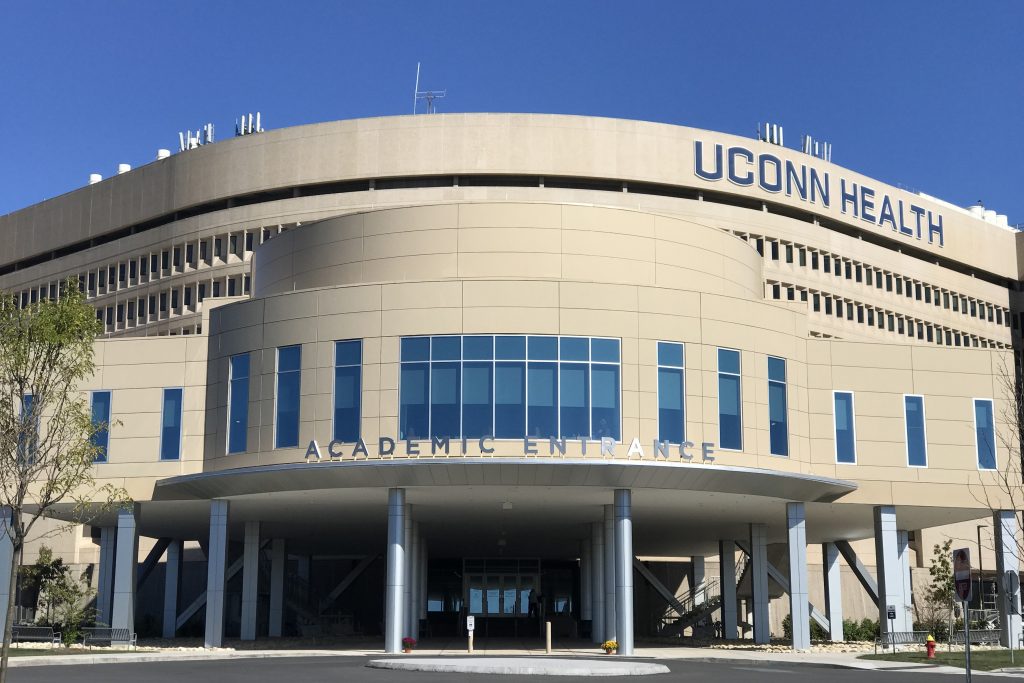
[954,548,972,602]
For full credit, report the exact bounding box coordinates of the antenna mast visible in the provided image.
[413,62,447,114]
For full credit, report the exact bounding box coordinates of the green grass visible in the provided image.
[4,647,116,657]
[862,650,1024,672]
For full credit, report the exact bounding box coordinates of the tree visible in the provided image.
[0,280,127,681]
[915,539,955,639]
[21,546,95,645]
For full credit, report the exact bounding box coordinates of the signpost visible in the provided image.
[1004,571,1019,665]
[954,548,973,683]
[886,604,897,651]
[467,615,475,654]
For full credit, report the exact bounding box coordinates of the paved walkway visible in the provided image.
[368,657,671,676]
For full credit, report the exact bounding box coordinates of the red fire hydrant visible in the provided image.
[926,634,937,659]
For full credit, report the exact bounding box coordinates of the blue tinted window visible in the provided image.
[495,362,526,437]
[834,392,856,463]
[559,363,589,439]
[904,395,927,467]
[591,338,620,363]
[658,342,684,368]
[431,362,461,438]
[975,399,996,470]
[227,354,250,453]
[91,391,111,462]
[463,336,494,360]
[560,337,589,361]
[591,365,620,440]
[463,362,493,438]
[432,336,461,361]
[768,357,788,456]
[400,363,429,440]
[718,348,740,375]
[275,346,301,448]
[160,388,183,460]
[401,337,430,362]
[528,336,558,360]
[718,349,741,450]
[527,362,558,438]
[333,340,361,443]
[19,394,36,463]
[658,367,684,444]
[495,336,526,360]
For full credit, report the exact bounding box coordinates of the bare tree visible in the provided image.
[0,280,127,682]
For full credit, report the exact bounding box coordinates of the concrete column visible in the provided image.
[268,539,286,637]
[96,526,116,626]
[111,508,138,633]
[591,521,605,643]
[823,542,844,642]
[994,510,1023,647]
[419,537,428,621]
[405,509,416,639]
[162,539,183,638]
[787,503,810,650]
[581,542,593,623]
[872,506,904,639]
[692,556,706,606]
[614,489,634,656]
[603,504,616,642]
[239,521,261,641]
[749,523,770,644]
[385,488,406,653]
[204,500,230,648]
[0,508,13,638]
[897,530,913,632]
[719,540,738,640]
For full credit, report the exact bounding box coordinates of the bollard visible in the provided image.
[468,631,474,654]
[545,621,552,654]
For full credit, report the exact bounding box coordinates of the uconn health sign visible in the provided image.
[692,140,945,247]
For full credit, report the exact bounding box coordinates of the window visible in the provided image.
[160,388,183,460]
[333,340,362,442]
[227,354,250,453]
[833,391,856,463]
[399,335,620,442]
[785,244,793,263]
[811,252,819,270]
[974,399,997,470]
[19,394,37,462]
[768,357,788,456]
[718,349,742,450]
[91,391,111,462]
[770,241,779,260]
[904,395,927,467]
[275,346,301,448]
[886,274,892,291]
[657,342,685,444]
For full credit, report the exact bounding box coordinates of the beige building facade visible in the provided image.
[1,114,1021,652]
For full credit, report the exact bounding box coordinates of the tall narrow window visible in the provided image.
[400,337,430,440]
[431,336,461,439]
[833,391,856,464]
[559,337,589,439]
[974,399,997,470]
[718,349,742,450]
[657,342,685,444]
[333,341,362,442]
[227,354,250,453]
[904,395,927,467]
[527,336,558,439]
[275,346,301,448]
[590,338,620,441]
[463,336,494,439]
[91,391,112,462]
[495,336,526,439]
[768,357,788,456]
[160,388,183,460]
[19,394,37,463]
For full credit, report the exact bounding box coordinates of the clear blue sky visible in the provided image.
[2,1,1022,223]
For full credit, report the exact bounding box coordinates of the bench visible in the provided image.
[11,625,61,647]
[81,627,137,649]
[873,631,929,654]
[951,629,1000,645]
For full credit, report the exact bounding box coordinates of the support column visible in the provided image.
[385,488,406,653]
[269,539,286,637]
[591,521,605,644]
[719,540,738,640]
[240,521,260,641]
[111,507,138,634]
[581,541,593,627]
[872,506,904,640]
[994,510,1023,648]
[823,542,844,642]
[419,537,428,622]
[692,556,706,606]
[897,530,913,632]
[0,508,13,638]
[787,503,810,650]
[162,539,183,638]
[404,508,415,639]
[749,523,770,644]
[603,504,616,643]
[204,500,230,648]
[614,489,634,656]
[96,526,116,626]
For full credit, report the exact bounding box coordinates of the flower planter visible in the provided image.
[403,648,412,653]
[604,649,617,655]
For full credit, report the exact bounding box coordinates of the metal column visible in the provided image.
[787,503,810,650]
[111,507,138,633]
[404,507,415,639]
[96,525,116,626]
[240,521,260,641]
[873,506,904,640]
[384,488,406,653]
[719,540,738,640]
[603,504,616,642]
[994,510,1023,647]
[162,539,183,638]
[614,489,634,656]
[591,521,605,643]
[581,542,593,624]
[823,542,844,642]
[419,537,428,622]
[204,500,230,648]
[897,530,913,632]
[268,539,286,637]
[749,523,770,644]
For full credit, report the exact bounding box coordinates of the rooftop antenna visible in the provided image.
[413,62,447,114]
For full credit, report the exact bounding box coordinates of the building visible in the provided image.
[0,114,1021,653]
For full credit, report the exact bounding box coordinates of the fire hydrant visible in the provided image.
[926,634,937,659]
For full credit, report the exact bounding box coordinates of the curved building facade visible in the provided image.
[1,114,1021,652]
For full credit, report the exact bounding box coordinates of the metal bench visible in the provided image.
[11,625,61,647]
[951,629,1000,645]
[873,631,929,653]
[81,627,137,649]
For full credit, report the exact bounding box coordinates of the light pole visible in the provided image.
[976,525,985,611]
